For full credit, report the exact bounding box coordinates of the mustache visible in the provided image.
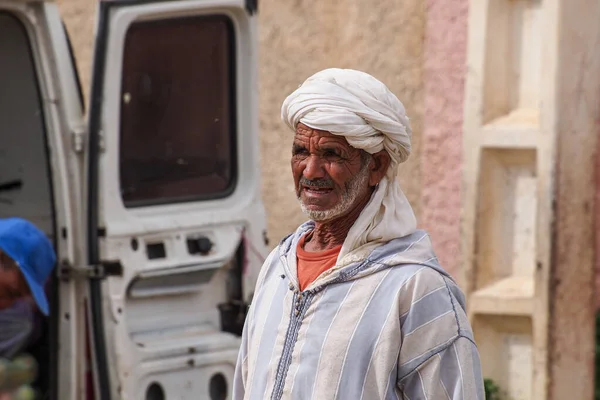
[299,177,334,188]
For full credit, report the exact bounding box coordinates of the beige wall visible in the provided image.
[56,0,94,98]
[257,0,424,244]
[56,0,425,245]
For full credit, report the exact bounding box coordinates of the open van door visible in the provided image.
[0,2,87,399]
[86,0,267,399]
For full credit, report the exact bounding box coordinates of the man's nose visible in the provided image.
[302,155,327,180]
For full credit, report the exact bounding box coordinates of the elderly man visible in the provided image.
[233,69,484,399]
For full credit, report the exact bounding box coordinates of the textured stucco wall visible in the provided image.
[420,0,468,278]
[422,0,600,304]
[55,0,95,100]
[257,0,425,243]
[597,128,600,307]
[56,0,426,246]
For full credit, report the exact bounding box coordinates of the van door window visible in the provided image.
[0,12,55,238]
[119,15,237,207]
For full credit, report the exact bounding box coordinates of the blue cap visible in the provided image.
[0,218,56,316]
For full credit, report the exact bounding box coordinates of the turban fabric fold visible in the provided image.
[281,68,418,265]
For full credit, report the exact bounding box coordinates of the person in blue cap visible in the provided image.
[0,217,56,359]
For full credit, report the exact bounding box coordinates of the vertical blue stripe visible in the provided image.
[290,282,355,399]
[286,291,322,395]
[248,255,282,338]
[248,275,290,400]
[384,365,400,400]
[269,291,314,400]
[335,267,416,399]
[439,341,463,399]
[470,340,485,400]
[402,370,427,399]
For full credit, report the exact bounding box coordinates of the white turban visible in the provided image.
[281,68,417,265]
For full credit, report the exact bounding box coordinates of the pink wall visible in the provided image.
[420,0,469,279]
[421,1,600,306]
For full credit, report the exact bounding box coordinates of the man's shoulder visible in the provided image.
[394,265,461,303]
[395,265,470,333]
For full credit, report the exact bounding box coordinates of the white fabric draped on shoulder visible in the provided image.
[281,68,418,265]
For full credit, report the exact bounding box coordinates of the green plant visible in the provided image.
[484,378,501,400]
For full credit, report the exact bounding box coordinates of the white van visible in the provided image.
[0,0,267,399]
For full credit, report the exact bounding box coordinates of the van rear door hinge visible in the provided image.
[59,260,123,281]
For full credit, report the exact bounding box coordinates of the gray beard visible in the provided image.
[298,161,370,222]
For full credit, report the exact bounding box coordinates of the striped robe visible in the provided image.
[234,222,484,399]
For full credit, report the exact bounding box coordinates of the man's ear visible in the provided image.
[369,150,391,187]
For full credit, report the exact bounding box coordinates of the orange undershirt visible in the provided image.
[296,234,342,291]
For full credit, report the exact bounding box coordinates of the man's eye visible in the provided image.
[293,147,308,156]
[323,150,340,157]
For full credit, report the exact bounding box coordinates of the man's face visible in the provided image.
[291,123,372,221]
[0,252,29,309]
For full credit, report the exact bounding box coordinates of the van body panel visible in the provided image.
[86,0,266,398]
[0,2,88,399]
[0,0,266,398]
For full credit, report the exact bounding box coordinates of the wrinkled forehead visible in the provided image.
[293,123,354,150]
